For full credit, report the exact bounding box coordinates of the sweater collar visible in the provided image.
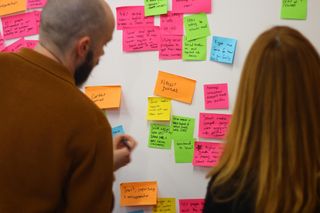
[15,48,75,86]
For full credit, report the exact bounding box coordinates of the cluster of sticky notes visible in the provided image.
[154,71,196,104]
[84,85,122,109]
[198,113,231,139]
[281,0,307,20]
[193,141,224,167]
[204,83,229,109]
[120,181,158,206]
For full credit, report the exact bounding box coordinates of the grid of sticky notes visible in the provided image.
[0,0,46,52]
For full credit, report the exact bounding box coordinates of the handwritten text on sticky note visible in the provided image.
[172,0,211,14]
[116,6,154,30]
[112,125,125,137]
[184,13,210,41]
[281,0,307,20]
[123,26,160,52]
[85,85,121,109]
[27,0,47,9]
[179,199,204,213]
[145,0,168,16]
[171,115,195,139]
[193,142,224,167]
[198,113,231,139]
[154,71,196,104]
[148,123,171,149]
[160,35,182,60]
[210,36,237,64]
[204,83,229,109]
[2,38,26,52]
[160,12,183,35]
[174,137,195,163]
[0,0,26,16]
[152,198,176,213]
[120,181,158,206]
[183,36,207,61]
[147,97,171,121]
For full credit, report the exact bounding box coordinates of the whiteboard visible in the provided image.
[86,0,320,212]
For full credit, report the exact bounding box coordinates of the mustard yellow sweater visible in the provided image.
[0,48,114,212]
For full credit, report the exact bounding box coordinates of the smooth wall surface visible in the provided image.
[83,0,320,212]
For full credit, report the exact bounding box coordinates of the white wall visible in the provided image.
[83,0,320,212]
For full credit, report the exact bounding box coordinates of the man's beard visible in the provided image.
[74,50,94,87]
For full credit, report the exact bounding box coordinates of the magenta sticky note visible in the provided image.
[204,83,229,109]
[25,40,38,49]
[123,26,160,52]
[193,141,224,167]
[172,0,211,14]
[33,11,41,33]
[2,38,27,52]
[198,113,231,139]
[0,34,4,51]
[116,6,154,30]
[159,35,182,60]
[179,199,204,213]
[160,11,183,35]
[27,0,47,9]
[2,12,38,40]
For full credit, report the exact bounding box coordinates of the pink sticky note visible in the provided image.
[33,11,41,33]
[27,0,47,9]
[0,34,4,51]
[159,35,182,60]
[198,113,231,139]
[204,83,229,109]
[2,12,38,40]
[193,142,224,167]
[116,6,154,30]
[2,38,27,52]
[160,11,183,35]
[123,26,160,52]
[172,0,211,14]
[25,40,38,49]
[179,199,204,213]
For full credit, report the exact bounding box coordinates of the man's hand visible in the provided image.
[113,134,137,171]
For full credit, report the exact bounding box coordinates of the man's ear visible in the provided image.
[76,36,91,58]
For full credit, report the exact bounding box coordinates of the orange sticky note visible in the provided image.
[120,181,158,206]
[154,71,196,104]
[0,0,26,16]
[85,85,121,109]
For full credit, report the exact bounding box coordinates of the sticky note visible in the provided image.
[2,38,26,52]
[183,36,207,61]
[0,0,26,16]
[281,0,307,20]
[147,97,171,121]
[152,198,176,213]
[112,125,125,137]
[204,83,229,109]
[174,137,194,163]
[179,199,204,213]
[144,0,168,16]
[159,35,182,60]
[120,181,158,206]
[85,85,121,109]
[148,123,171,149]
[1,12,38,40]
[33,10,41,32]
[198,113,231,139]
[0,34,4,51]
[25,40,38,49]
[116,6,154,30]
[27,0,47,9]
[160,11,183,35]
[123,26,160,52]
[154,71,196,104]
[172,0,211,14]
[210,36,237,64]
[171,115,195,140]
[193,142,224,167]
[184,13,210,41]
[129,210,144,213]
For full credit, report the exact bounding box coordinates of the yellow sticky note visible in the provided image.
[152,198,176,213]
[85,85,121,109]
[0,0,26,16]
[147,97,171,121]
[120,181,158,206]
[154,71,196,104]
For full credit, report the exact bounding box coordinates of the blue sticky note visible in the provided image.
[210,36,237,64]
[112,125,125,136]
[128,210,144,213]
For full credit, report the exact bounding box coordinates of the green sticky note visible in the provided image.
[184,13,210,41]
[183,36,207,61]
[174,138,195,163]
[281,0,307,20]
[145,0,168,16]
[170,115,195,140]
[148,123,172,149]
